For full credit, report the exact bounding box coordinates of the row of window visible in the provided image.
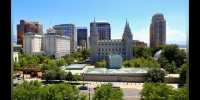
[97,53,126,57]
[97,48,125,51]
[97,42,123,46]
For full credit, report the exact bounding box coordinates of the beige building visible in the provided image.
[23,32,42,55]
[43,32,70,58]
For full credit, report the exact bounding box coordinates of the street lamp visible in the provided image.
[89,87,91,100]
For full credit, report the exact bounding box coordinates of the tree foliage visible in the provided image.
[133,47,153,58]
[140,83,188,100]
[123,57,160,68]
[178,63,188,84]
[145,68,166,83]
[95,60,107,68]
[93,83,123,100]
[160,45,186,68]
[43,70,78,81]
[13,81,82,100]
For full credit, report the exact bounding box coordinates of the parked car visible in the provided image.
[79,85,88,90]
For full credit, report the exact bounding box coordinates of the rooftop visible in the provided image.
[85,68,148,75]
[62,64,87,70]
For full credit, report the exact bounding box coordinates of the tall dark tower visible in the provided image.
[150,13,166,48]
[122,20,133,59]
[89,18,98,62]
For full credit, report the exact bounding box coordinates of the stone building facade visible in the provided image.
[90,19,133,62]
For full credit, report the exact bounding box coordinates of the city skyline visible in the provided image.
[12,0,188,46]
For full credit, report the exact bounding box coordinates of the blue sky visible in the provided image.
[12,0,188,45]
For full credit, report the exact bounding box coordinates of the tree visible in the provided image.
[13,81,82,100]
[63,54,75,65]
[170,87,188,100]
[81,49,90,60]
[160,45,186,67]
[133,47,153,58]
[57,70,66,80]
[13,62,22,70]
[123,57,160,68]
[140,83,188,100]
[13,81,44,100]
[79,93,88,100]
[140,83,175,100]
[66,72,74,81]
[43,70,57,81]
[179,63,188,84]
[145,68,166,83]
[163,61,177,73]
[56,58,66,67]
[123,60,132,67]
[93,83,123,100]
[47,83,79,100]
[74,74,83,81]
[95,60,107,68]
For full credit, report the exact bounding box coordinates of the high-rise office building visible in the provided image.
[17,20,43,46]
[90,21,111,40]
[23,32,42,55]
[77,27,88,49]
[150,13,166,48]
[43,32,70,58]
[53,24,77,52]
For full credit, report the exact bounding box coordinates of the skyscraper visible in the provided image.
[43,32,70,58]
[23,32,42,55]
[17,20,43,46]
[150,13,166,48]
[77,27,88,49]
[90,21,111,40]
[53,24,77,52]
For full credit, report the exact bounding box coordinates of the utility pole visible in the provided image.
[89,87,91,100]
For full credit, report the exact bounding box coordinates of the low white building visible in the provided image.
[43,32,70,58]
[23,32,42,55]
[60,64,94,75]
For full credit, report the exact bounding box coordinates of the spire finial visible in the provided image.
[94,17,96,23]
[126,18,129,25]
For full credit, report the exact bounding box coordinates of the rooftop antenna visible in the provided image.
[126,18,129,25]
[94,17,96,23]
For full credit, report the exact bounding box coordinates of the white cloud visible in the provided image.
[133,25,187,46]
[166,26,187,45]
[134,28,149,45]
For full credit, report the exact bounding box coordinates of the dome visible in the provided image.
[154,50,162,60]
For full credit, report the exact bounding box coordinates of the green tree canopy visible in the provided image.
[178,63,188,84]
[145,68,166,83]
[13,81,82,100]
[123,57,160,68]
[95,60,107,68]
[140,83,188,100]
[160,45,186,68]
[93,83,123,100]
[133,47,153,58]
